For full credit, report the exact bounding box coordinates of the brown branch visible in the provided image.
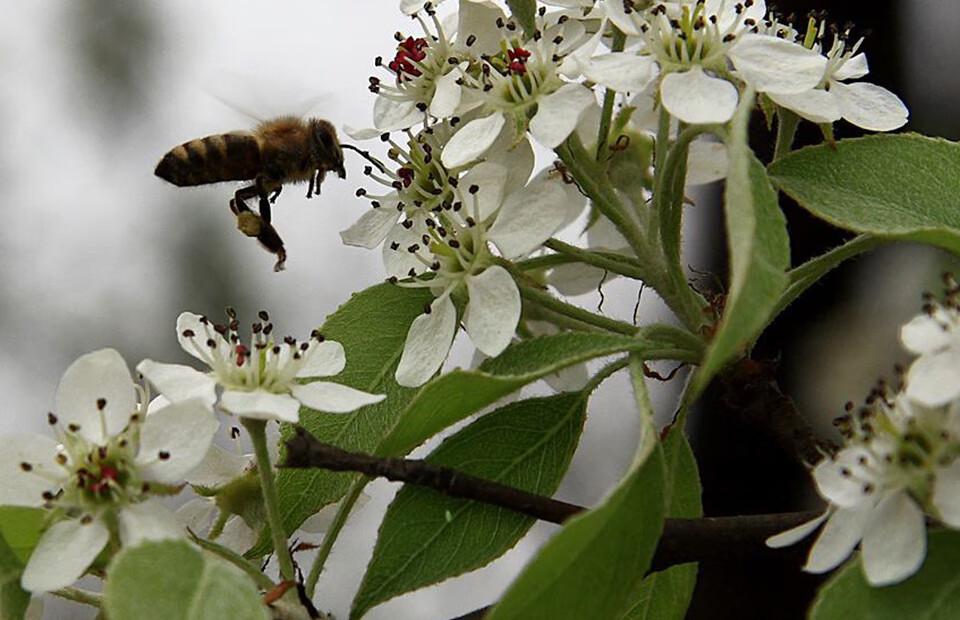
[282,428,820,570]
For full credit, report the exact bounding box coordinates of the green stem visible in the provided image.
[544,238,646,280]
[305,478,367,598]
[52,587,102,608]
[583,357,631,394]
[627,355,656,446]
[773,107,801,160]
[596,29,627,160]
[516,253,577,271]
[242,418,295,582]
[518,283,638,335]
[190,532,276,590]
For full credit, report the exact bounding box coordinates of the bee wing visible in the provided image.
[205,70,334,123]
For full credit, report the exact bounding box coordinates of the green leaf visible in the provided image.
[505,0,537,38]
[810,529,960,619]
[0,507,45,566]
[262,283,434,555]
[616,429,701,620]
[377,326,702,458]
[104,540,269,620]
[0,532,30,620]
[485,404,666,618]
[690,90,790,398]
[768,134,960,255]
[352,393,589,618]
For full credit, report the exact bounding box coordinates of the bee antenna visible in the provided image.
[342,143,389,174]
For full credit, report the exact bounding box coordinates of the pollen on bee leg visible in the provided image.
[236,211,263,237]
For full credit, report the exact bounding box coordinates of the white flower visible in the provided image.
[0,349,217,592]
[767,392,960,586]
[137,310,385,424]
[901,298,960,407]
[766,22,908,131]
[392,165,575,386]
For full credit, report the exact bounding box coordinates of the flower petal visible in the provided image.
[373,95,423,131]
[175,498,218,535]
[136,360,217,406]
[465,266,521,357]
[119,502,185,547]
[455,0,505,56]
[529,83,595,149]
[296,340,346,378]
[382,214,429,279]
[803,504,871,574]
[603,0,641,36]
[660,68,738,125]
[21,517,109,592]
[184,444,250,488]
[769,89,841,124]
[812,447,874,508]
[429,67,463,119]
[832,81,909,132]
[861,491,926,586]
[221,389,302,423]
[177,312,230,364]
[55,348,137,445]
[460,161,509,221]
[289,381,385,413]
[396,296,458,387]
[729,35,827,95]
[582,53,658,94]
[441,113,505,169]
[340,206,399,249]
[834,53,869,81]
[933,461,960,527]
[488,181,568,258]
[0,434,62,507]
[766,511,829,548]
[549,262,608,296]
[136,399,218,483]
[900,311,953,355]
[905,346,960,407]
[686,140,728,185]
[217,516,259,553]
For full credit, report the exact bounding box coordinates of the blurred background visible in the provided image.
[0,1,957,618]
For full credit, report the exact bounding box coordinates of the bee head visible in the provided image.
[310,119,346,180]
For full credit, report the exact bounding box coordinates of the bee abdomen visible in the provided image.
[155,133,262,187]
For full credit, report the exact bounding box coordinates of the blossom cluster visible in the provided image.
[0,310,380,594]
[769,280,960,586]
[341,0,907,387]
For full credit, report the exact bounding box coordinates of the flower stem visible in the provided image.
[190,531,276,590]
[305,478,367,598]
[543,238,646,280]
[517,283,638,335]
[242,418,295,582]
[52,587,102,608]
[596,29,627,160]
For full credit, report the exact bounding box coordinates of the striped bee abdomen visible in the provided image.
[155,133,262,187]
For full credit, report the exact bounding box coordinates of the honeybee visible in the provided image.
[155,116,346,271]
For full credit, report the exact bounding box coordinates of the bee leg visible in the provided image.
[234,210,287,272]
[254,175,275,223]
[306,173,315,199]
[269,187,282,203]
[232,184,259,214]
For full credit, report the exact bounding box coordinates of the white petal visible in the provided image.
[177,312,230,364]
[587,215,631,251]
[812,448,875,508]
[136,360,217,406]
[933,461,960,527]
[175,498,218,535]
[373,95,423,131]
[296,340,347,378]
[766,512,828,548]
[603,0,641,36]
[136,399,219,483]
[184,444,250,488]
[486,134,535,196]
[488,181,568,258]
[549,262,608,296]
[529,83,595,149]
[861,491,926,586]
[55,348,136,444]
[119,502,185,547]
[660,68,738,125]
[289,381,385,413]
[803,504,871,574]
[905,347,960,407]
[834,53,869,81]
[299,504,338,534]
[900,311,954,355]
[382,217,429,280]
[832,81,909,132]
[769,89,841,124]
[465,266,521,357]
[221,389,302,423]
[460,161,509,221]
[343,125,382,140]
[456,0,505,56]
[217,516,258,553]
[340,207,399,249]
[0,434,62,507]
[729,35,827,95]
[21,518,109,592]
[582,53,657,94]
[686,140,729,185]
[441,113,505,169]
[429,68,463,118]
[396,296,457,387]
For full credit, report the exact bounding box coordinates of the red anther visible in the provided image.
[389,37,428,82]
[397,167,416,188]
[89,466,118,494]
[507,61,527,74]
[507,46,531,61]
[234,344,250,367]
